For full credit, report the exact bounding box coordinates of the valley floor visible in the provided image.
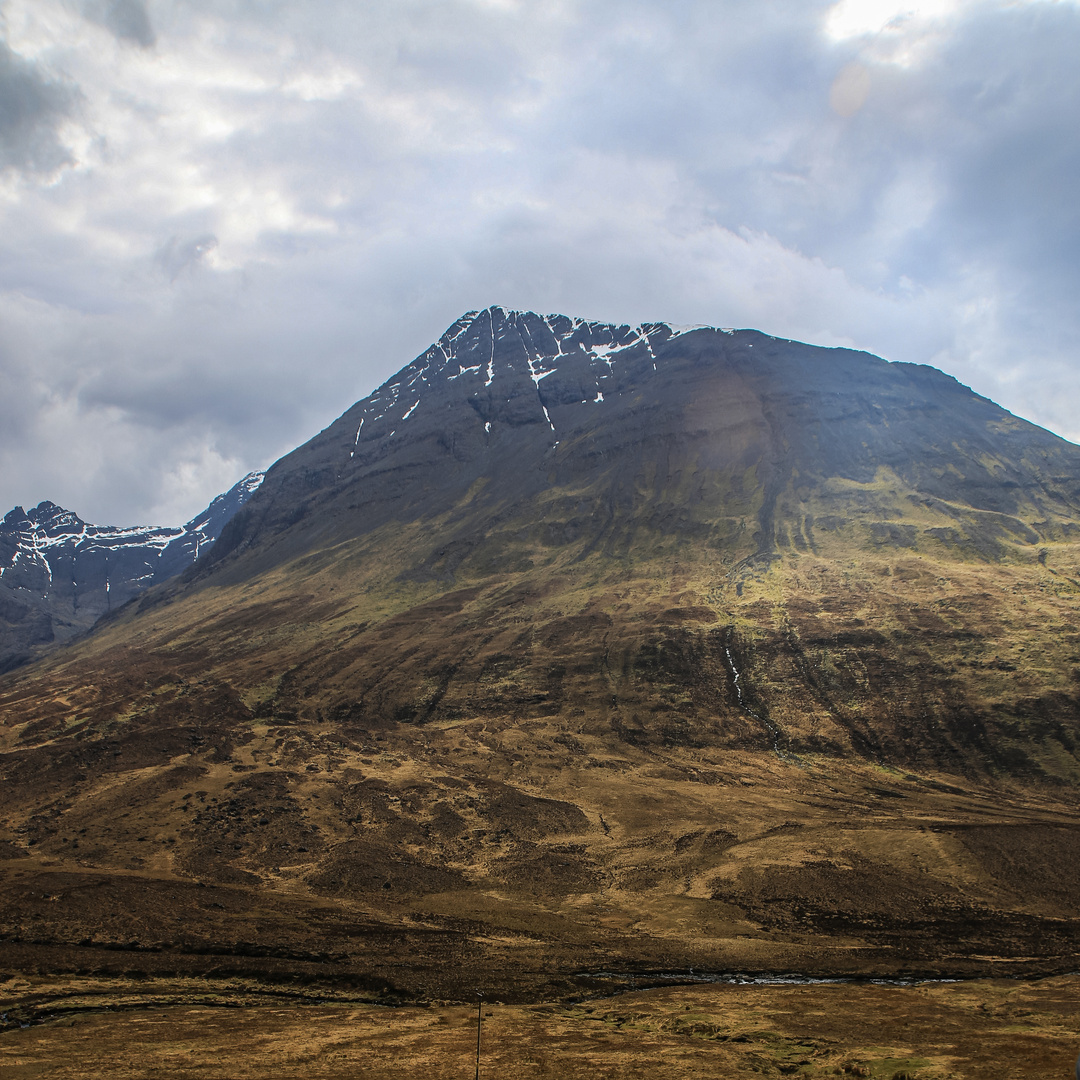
[3,974,1079,1078]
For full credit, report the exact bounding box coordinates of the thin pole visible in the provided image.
[474,993,483,1080]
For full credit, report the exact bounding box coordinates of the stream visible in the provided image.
[577,969,966,989]
[724,645,784,757]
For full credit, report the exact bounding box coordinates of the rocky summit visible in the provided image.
[0,471,263,674]
[1,308,1079,1005]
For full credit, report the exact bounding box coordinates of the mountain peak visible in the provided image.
[30,501,85,531]
[341,309,726,461]
[215,306,1078,598]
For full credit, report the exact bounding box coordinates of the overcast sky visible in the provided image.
[1,0,1078,525]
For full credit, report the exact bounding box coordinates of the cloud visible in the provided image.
[156,233,219,281]
[83,0,156,48]
[830,61,871,115]
[0,0,1079,526]
[0,41,76,174]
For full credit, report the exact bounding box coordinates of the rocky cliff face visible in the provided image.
[0,471,263,672]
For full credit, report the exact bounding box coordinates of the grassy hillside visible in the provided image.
[2,312,1080,999]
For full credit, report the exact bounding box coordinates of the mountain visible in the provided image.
[1,308,1079,1005]
[0,471,263,673]
[196,307,1080,776]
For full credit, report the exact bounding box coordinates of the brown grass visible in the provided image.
[4,975,1080,1079]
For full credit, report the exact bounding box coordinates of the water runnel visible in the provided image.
[724,644,784,758]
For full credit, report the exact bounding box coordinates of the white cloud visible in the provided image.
[825,0,1080,65]
[825,0,966,42]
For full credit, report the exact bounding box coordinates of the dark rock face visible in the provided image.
[0,472,263,672]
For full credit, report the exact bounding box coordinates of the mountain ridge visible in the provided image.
[2,308,1079,1002]
[209,307,1080,576]
[71,307,1080,779]
[0,470,264,673]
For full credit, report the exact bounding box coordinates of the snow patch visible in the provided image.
[485,314,496,386]
[587,343,620,360]
[666,324,710,337]
[448,365,481,380]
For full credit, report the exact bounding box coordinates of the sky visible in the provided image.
[1,0,1079,526]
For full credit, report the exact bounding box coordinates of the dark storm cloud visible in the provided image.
[83,0,156,48]
[0,41,76,174]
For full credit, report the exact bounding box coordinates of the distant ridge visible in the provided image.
[0,471,263,672]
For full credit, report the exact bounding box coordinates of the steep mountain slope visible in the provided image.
[0,471,263,673]
[1,309,1079,1002]
[185,308,1080,776]
[217,309,1080,570]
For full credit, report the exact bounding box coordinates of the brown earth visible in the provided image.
[2,509,1080,999]
[4,974,1080,1078]
[1,719,1079,1001]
